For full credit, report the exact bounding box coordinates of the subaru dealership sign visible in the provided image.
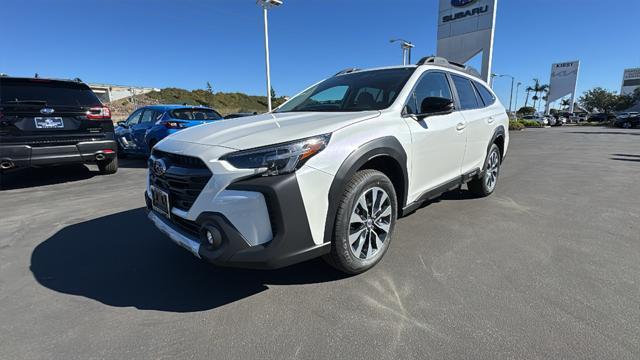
[621,68,640,96]
[545,61,580,114]
[437,0,498,82]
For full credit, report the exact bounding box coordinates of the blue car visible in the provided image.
[115,105,223,156]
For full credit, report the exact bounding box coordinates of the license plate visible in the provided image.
[150,186,171,218]
[34,117,64,129]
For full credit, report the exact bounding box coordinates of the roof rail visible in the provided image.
[334,67,360,76]
[416,56,481,79]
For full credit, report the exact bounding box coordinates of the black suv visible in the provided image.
[0,76,118,174]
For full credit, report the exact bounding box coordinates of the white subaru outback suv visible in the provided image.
[145,57,509,274]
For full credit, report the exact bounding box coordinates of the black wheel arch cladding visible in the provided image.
[489,125,506,161]
[323,136,408,244]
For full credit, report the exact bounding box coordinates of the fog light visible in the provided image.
[200,224,222,250]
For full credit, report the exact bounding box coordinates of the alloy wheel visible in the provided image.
[348,186,392,260]
[485,150,500,191]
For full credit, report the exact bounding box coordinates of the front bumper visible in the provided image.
[145,173,330,269]
[0,140,117,168]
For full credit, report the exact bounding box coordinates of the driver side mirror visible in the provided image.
[117,121,127,128]
[416,97,454,118]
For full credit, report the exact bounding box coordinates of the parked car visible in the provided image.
[523,114,548,126]
[616,112,639,119]
[115,105,223,156]
[224,112,258,119]
[0,76,118,174]
[587,113,616,123]
[614,115,640,128]
[551,115,567,126]
[145,57,509,274]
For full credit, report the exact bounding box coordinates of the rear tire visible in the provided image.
[468,143,501,198]
[97,157,118,175]
[324,170,397,274]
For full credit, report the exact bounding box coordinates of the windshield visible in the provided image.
[170,108,223,120]
[0,78,100,106]
[276,68,415,113]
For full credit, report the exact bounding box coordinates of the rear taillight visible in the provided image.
[86,106,111,120]
[164,121,187,129]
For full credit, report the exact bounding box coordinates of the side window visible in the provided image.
[406,72,453,114]
[140,109,155,123]
[474,81,495,106]
[153,110,164,121]
[451,75,481,110]
[126,109,143,126]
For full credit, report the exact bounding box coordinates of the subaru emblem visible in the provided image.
[451,0,478,7]
[40,108,55,115]
[152,158,167,176]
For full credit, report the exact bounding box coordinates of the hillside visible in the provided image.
[108,88,287,121]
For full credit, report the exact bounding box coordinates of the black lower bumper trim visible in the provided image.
[145,173,328,269]
[0,140,117,168]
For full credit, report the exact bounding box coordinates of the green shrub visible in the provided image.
[509,120,525,131]
[519,119,543,128]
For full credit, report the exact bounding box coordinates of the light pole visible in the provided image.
[513,81,522,116]
[258,0,282,112]
[492,73,516,114]
[390,39,414,65]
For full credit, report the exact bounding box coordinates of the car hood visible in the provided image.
[164,111,381,150]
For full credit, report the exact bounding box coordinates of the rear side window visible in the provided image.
[170,108,222,120]
[0,78,101,106]
[140,109,162,123]
[451,75,481,110]
[474,81,495,106]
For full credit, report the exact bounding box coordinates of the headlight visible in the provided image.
[220,134,331,176]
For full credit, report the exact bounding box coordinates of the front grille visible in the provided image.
[149,152,212,212]
[152,149,207,168]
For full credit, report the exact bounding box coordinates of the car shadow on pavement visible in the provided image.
[568,131,640,136]
[118,157,150,169]
[30,208,347,313]
[610,157,640,163]
[0,164,96,191]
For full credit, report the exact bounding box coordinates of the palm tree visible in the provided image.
[530,79,549,110]
[560,98,571,110]
[524,86,534,108]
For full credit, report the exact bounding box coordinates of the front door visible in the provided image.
[401,71,467,201]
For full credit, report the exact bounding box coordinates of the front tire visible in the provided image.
[324,170,397,274]
[468,144,501,197]
[97,156,118,175]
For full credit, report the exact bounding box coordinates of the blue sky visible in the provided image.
[2,0,639,109]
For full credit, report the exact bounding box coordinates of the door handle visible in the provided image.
[456,122,467,131]
[487,116,495,124]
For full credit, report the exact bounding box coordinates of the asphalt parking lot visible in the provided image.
[1,126,639,359]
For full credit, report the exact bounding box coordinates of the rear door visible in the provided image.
[450,74,493,173]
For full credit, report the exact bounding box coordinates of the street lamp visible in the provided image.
[390,39,414,65]
[513,81,522,116]
[258,0,282,112]
[492,73,516,115]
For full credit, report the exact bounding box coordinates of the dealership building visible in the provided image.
[89,83,159,104]
[620,68,640,96]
